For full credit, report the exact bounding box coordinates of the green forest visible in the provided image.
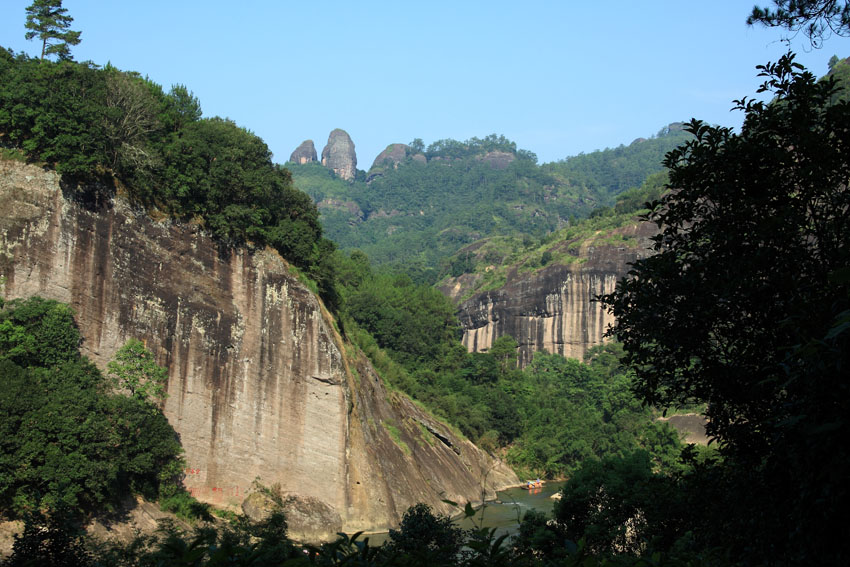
[288,126,689,282]
[2,1,850,566]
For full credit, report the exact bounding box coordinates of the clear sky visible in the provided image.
[2,1,849,167]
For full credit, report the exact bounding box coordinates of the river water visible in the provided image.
[359,482,565,547]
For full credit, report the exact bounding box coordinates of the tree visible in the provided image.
[384,503,466,565]
[24,0,81,61]
[602,54,850,564]
[749,1,850,45]
[6,509,93,567]
[0,296,80,368]
[408,137,425,154]
[103,71,162,173]
[107,338,168,406]
[553,451,683,555]
[164,83,202,131]
[0,299,184,517]
[487,334,518,376]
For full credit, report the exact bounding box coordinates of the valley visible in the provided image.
[0,3,848,564]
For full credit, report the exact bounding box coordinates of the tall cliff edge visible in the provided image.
[441,221,657,366]
[0,159,517,539]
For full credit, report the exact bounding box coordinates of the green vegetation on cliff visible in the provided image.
[0,296,184,517]
[0,47,337,307]
[436,172,666,303]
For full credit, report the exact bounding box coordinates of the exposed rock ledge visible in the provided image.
[0,159,518,540]
[446,222,658,366]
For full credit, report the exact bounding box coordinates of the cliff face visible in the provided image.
[0,160,517,539]
[366,143,424,183]
[321,129,357,181]
[370,143,410,170]
[289,140,318,164]
[446,222,657,366]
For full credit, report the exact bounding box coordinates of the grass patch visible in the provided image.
[159,491,213,522]
[211,507,239,522]
[383,421,411,456]
[0,148,28,162]
[287,264,320,296]
[416,421,436,447]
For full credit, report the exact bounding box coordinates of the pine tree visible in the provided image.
[24,0,81,61]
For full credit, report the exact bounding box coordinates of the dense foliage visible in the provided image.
[602,54,850,565]
[0,297,184,517]
[0,48,336,306]
[289,128,687,279]
[334,252,683,477]
[4,499,711,567]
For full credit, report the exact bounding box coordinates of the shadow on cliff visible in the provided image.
[60,173,115,213]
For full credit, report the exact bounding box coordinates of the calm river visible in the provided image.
[361,482,565,547]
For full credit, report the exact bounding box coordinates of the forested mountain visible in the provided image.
[286,126,690,280]
[3,0,849,561]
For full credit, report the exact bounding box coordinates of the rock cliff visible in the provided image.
[0,159,517,539]
[476,150,515,170]
[321,129,357,181]
[289,140,318,164]
[370,143,410,170]
[366,143,427,183]
[444,221,657,366]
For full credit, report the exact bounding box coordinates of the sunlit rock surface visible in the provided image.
[289,139,318,164]
[0,159,518,539]
[321,129,357,181]
[447,222,657,366]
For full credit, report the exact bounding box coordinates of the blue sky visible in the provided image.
[2,1,849,167]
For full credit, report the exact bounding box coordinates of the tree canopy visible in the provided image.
[0,297,184,517]
[602,53,850,564]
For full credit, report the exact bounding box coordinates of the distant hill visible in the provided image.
[285,126,690,279]
[543,122,689,201]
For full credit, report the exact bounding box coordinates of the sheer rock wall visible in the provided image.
[321,129,357,181]
[289,140,318,164]
[449,222,657,366]
[0,160,517,539]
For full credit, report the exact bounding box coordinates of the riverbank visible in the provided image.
[353,481,567,547]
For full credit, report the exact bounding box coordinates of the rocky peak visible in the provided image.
[290,140,317,164]
[370,143,410,170]
[321,129,357,181]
